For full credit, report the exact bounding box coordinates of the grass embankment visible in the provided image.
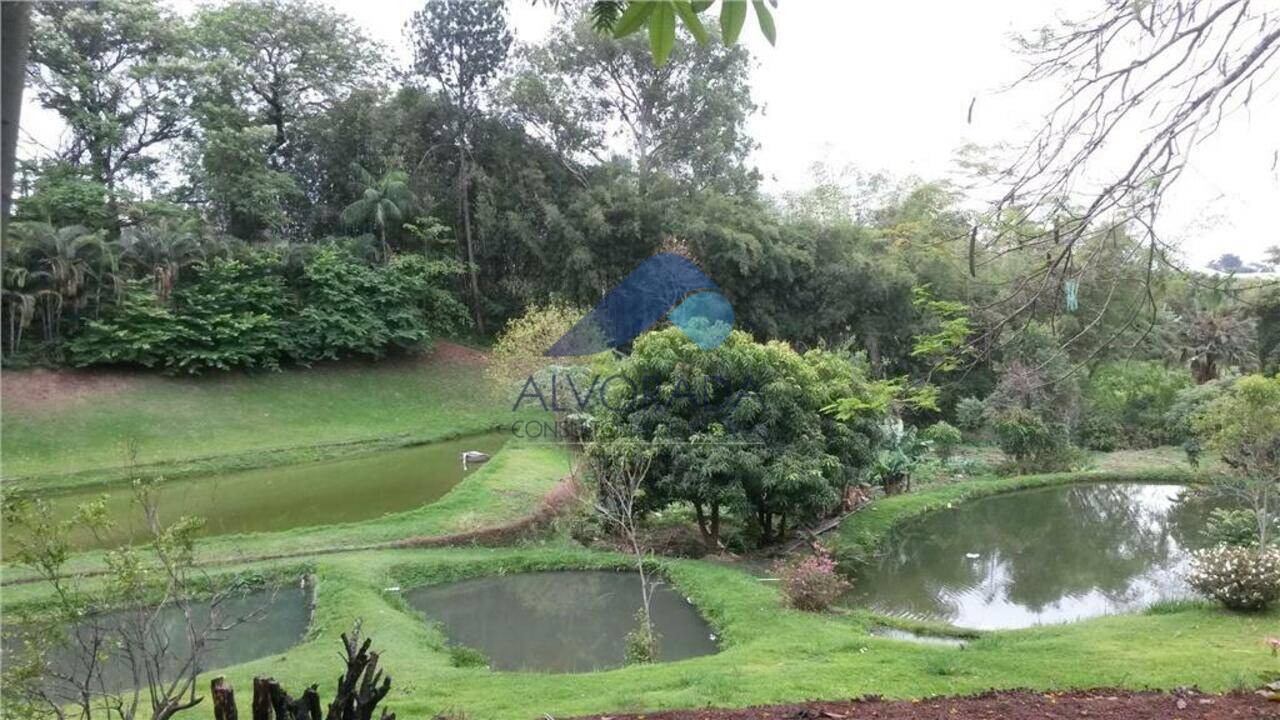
[4,465,1276,718]
[21,543,1267,720]
[1,347,530,490]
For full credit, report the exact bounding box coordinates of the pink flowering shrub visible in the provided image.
[773,543,850,612]
[1186,545,1280,611]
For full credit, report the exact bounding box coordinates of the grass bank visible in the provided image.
[15,544,1271,720]
[1,348,537,490]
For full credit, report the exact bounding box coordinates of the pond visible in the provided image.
[404,570,720,672]
[2,432,508,553]
[1,585,310,693]
[844,482,1221,630]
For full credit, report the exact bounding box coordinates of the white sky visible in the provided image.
[18,0,1280,266]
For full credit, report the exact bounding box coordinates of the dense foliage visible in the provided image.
[64,245,466,373]
[589,328,888,547]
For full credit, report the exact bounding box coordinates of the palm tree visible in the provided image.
[340,163,417,260]
[5,223,107,343]
[1178,307,1258,383]
[116,220,212,301]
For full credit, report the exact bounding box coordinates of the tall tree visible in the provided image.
[192,0,383,168]
[980,0,1280,355]
[407,0,513,335]
[507,19,758,193]
[1,2,32,225]
[27,0,194,236]
[191,0,383,237]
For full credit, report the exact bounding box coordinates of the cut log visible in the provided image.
[212,677,238,720]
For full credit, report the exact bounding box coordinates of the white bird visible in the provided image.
[460,450,491,469]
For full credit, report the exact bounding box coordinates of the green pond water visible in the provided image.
[404,570,720,672]
[844,482,1221,630]
[1,585,309,692]
[2,432,507,553]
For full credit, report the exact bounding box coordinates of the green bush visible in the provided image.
[1205,508,1274,548]
[954,396,986,432]
[990,408,1074,474]
[1077,415,1123,452]
[921,421,962,461]
[289,247,466,363]
[68,247,467,373]
[1083,361,1192,449]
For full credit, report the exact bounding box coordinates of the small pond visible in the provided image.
[1,585,310,692]
[404,570,719,672]
[844,482,1221,630]
[2,432,507,553]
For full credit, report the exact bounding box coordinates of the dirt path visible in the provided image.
[566,689,1278,719]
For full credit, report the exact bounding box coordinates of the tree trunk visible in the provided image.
[457,143,485,335]
[211,677,238,720]
[1,1,31,227]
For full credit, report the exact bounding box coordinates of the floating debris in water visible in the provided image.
[965,553,981,559]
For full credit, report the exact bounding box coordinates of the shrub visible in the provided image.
[955,396,986,432]
[1078,415,1123,452]
[922,421,962,461]
[1205,508,1273,548]
[67,246,466,373]
[1084,361,1192,448]
[1186,545,1280,611]
[623,610,659,665]
[772,543,849,612]
[989,407,1074,474]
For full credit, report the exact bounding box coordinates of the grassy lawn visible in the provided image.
[10,543,1269,720]
[4,468,1275,719]
[0,350,532,489]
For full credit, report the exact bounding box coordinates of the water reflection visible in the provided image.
[2,432,508,554]
[404,570,719,672]
[2,586,310,692]
[844,483,1221,629]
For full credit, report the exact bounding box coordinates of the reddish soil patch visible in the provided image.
[391,476,582,550]
[1,367,142,414]
[567,690,1278,720]
[426,340,489,366]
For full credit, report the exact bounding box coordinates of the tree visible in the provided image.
[27,0,194,236]
[340,164,417,259]
[591,328,887,547]
[192,0,384,168]
[2,1,32,223]
[1179,306,1257,384]
[508,18,758,192]
[0,485,263,720]
[584,441,659,663]
[1193,374,1280,548]
[407,0,513,336]
[979,0,1280,354]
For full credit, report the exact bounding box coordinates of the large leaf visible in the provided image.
[719,0,747,44]
[673,1,710,45]
[612,0,655,38]
[649,2,677,66]
[751,0,776,45]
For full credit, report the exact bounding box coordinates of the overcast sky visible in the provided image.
[19,0,1280,266]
